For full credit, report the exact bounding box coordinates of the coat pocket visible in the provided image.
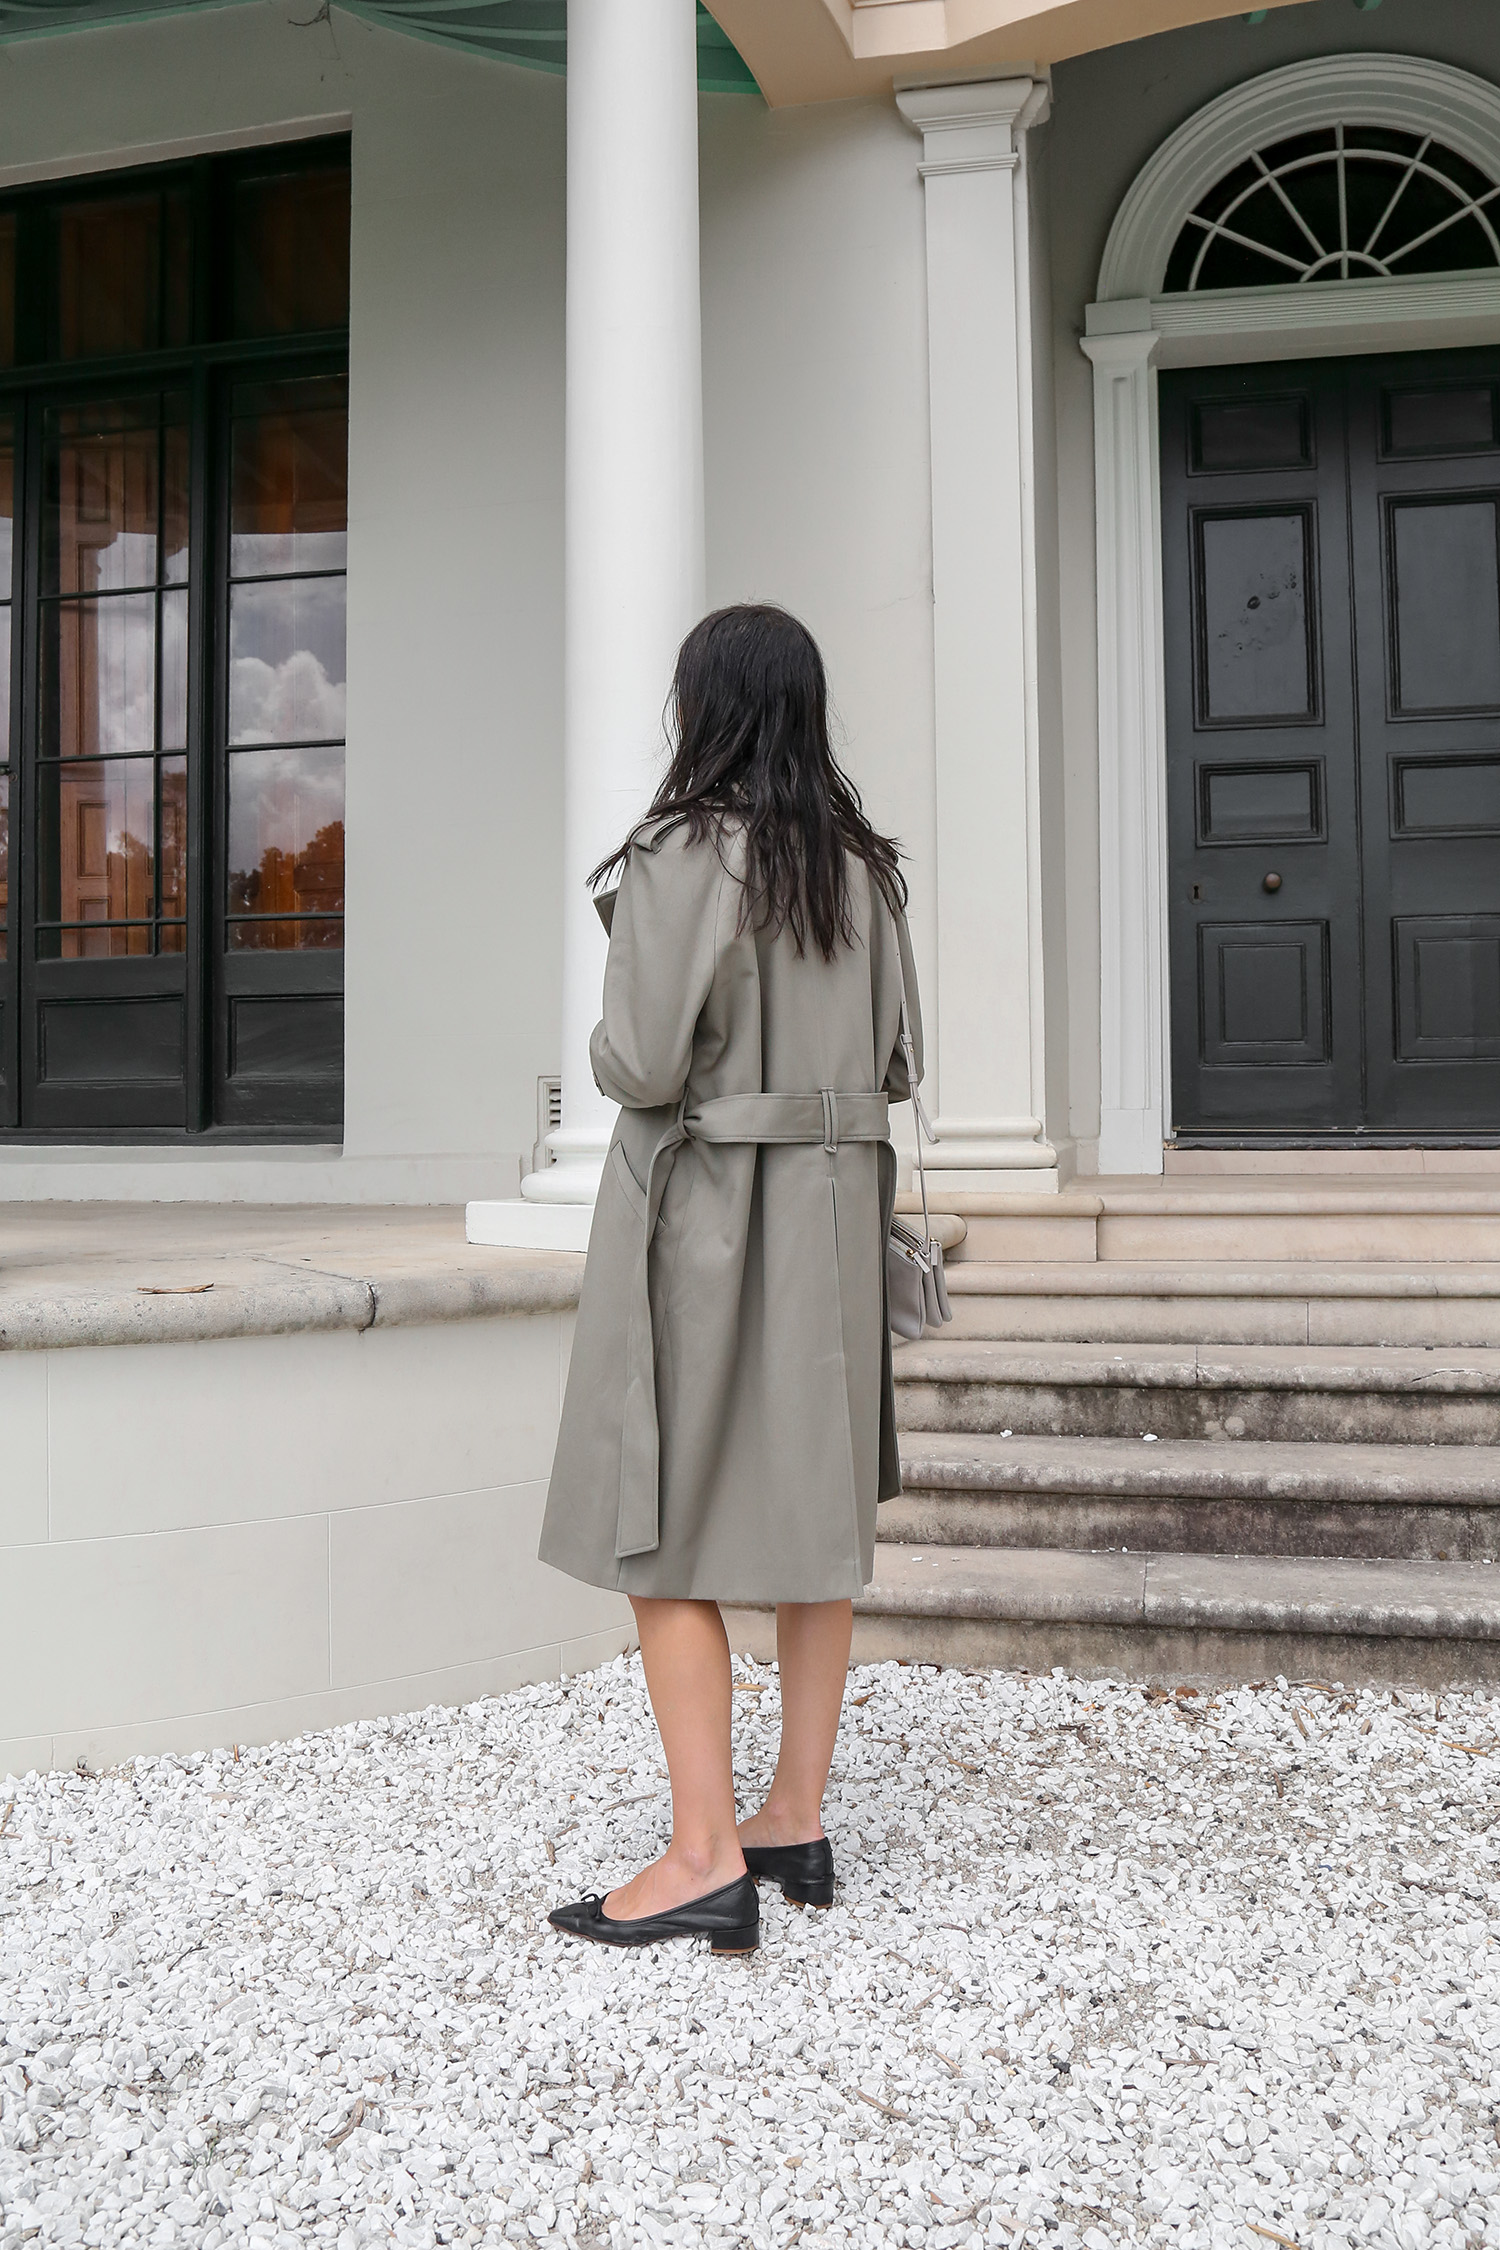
[609,1139,650,1228]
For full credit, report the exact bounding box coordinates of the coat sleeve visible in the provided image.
[880,904,925,1105]
[589,827,729,1110]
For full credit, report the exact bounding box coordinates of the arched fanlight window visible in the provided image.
[1163,123,1500,291]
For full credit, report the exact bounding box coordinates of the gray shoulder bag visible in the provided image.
[886,970,954,1342]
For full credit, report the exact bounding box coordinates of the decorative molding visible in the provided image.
[896,76,1051,165]
[1100,54,1500,301]
[1085,267,1500,368]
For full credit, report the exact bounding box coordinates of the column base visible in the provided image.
[913,1118,1059,1197]
[466,1134,608,1251]
[920,1165,1061,1198]
[465,1198,593,1252]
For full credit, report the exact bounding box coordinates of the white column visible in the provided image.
[469,0,705,1251]
[1080,315,1168,1177]
[895,79,1059,1195]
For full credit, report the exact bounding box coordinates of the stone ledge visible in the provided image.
[0,1205,584,1351]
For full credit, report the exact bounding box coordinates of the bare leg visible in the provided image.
[604,1596,748,1920]
[737,1598,853,1848]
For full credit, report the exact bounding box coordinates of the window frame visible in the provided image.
[0,134,350,1143]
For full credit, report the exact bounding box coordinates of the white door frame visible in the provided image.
[1083,53,1500,1175]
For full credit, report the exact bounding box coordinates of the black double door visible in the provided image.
[1162,347,1500,1140]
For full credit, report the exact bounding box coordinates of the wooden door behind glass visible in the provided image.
[23,391,192,1128]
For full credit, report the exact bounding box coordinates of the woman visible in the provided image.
[540,603,923,1956]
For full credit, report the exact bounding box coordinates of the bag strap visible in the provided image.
[894,932,937,1248]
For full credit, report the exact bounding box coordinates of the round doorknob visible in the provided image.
[1262,871,1282,893]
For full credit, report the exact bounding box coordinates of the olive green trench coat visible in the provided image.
[537,818,924,1604]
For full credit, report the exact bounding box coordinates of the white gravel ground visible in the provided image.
[2,1656,1498,2250]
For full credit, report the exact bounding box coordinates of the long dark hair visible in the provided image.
[590,604,906,959]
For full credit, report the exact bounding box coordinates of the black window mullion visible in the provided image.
[13,388,42,1123]
[0,392,26,1124]
[183,357,213,1130]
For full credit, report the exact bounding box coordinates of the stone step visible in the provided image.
[724,1544,1500,1688]
[924,1182,1500,1265]
[885,1431,1500,1560]
[1163,1146,1500,1176]
[893,1339,1500,1445]
[942,1261,1500,1348]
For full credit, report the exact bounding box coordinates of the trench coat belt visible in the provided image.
[615,1088,892,1561]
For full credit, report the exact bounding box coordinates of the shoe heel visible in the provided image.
[782,1880,835,1908]
[710,1922,760,1954]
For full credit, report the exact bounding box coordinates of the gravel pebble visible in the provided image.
[2,1657,1498,2250]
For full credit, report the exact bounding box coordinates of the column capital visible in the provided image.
[1080,311,1161,372]
[895,76,1050,176]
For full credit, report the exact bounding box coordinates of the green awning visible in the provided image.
[0,0,760,93]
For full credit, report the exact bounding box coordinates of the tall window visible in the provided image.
[0,141,350,1136]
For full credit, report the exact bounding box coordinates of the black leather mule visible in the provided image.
[741,1837,835,1907]
[548,1872,759,1952]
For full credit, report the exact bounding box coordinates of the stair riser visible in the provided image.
[948,1215,1500,1264]
[1100,1216,1500,1263]
[949,1216,1098,1263]
[879,1489,1499,1562]
[945,1298,1500,1349]
[725,1606,1500,1689]
[895,1379,1500,1446]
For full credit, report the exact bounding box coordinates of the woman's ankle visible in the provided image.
[665,1833,746,1884]
[738,1801,824,1847]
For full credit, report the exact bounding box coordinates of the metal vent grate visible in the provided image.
[534,1076,562,1173]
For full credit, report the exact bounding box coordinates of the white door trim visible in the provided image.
[1083,53,1500,1174]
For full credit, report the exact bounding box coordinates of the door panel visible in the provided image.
[1162,360,1361,1134]
[1199,920,1330,1067]
[1350,345,1500,1134]
[1195,508,1318,722]
[1388,497,1500,714]
[1164,345,1500,1138]
[1393,918,1500,1062]
[1392,753,1500,833]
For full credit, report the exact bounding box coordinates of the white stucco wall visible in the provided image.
[0,1307,630,1777]
[699,90,938,1081]
[1047,0,1500,1168]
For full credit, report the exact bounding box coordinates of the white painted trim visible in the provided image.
[897,76,1059,1181]
[1100,54,1500,300]
[1085,54,1500,1172]
[0,113,354,193]
[1080,328,1167,1178]
[1087,269,1500,367]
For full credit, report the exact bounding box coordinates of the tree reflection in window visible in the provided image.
[225,373,345,951]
